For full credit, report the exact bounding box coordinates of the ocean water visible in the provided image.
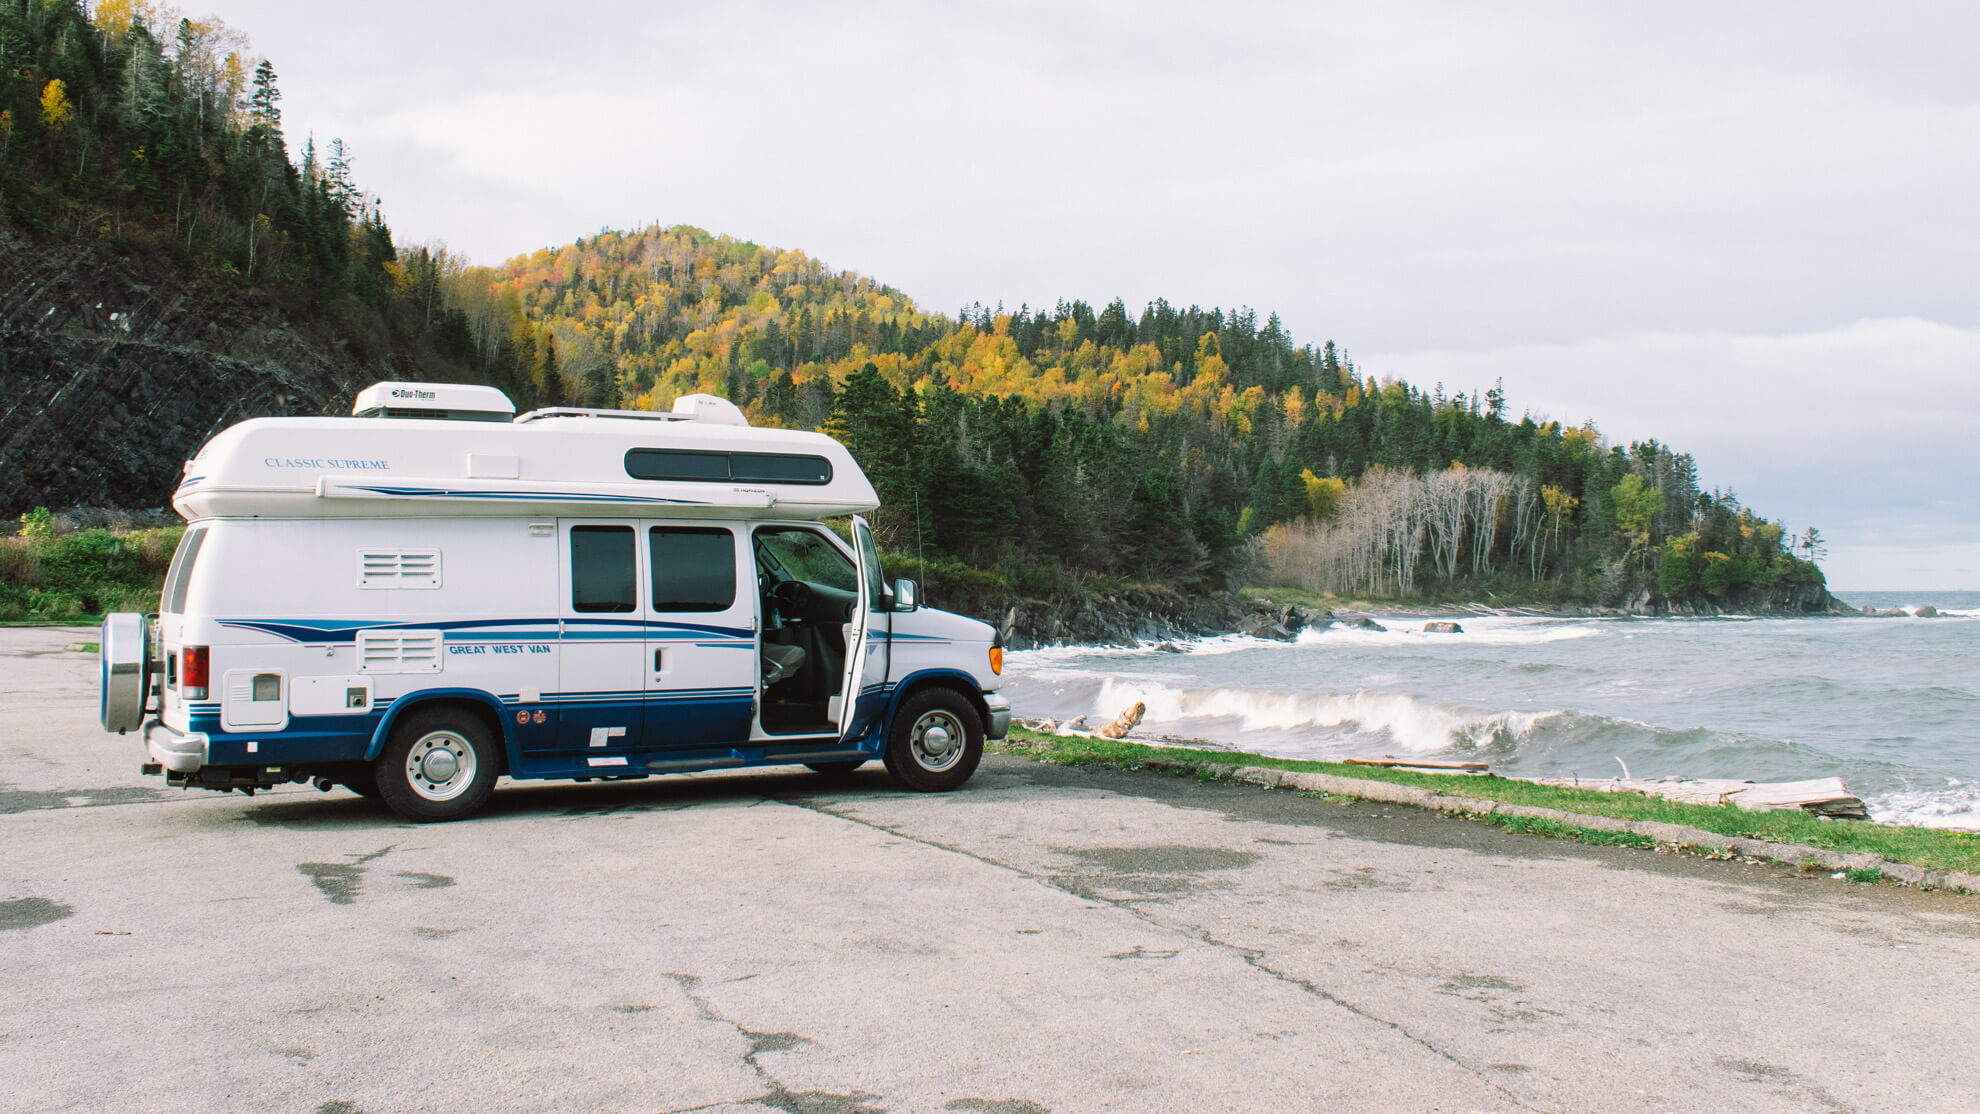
[1001,590,1980,830]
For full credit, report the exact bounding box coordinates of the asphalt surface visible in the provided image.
[3,625,1978,1113]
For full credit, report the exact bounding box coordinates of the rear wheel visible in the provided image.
[882,688,983,792]
[375,708,499,822]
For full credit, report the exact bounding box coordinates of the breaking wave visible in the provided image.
[1084,676,1557,755]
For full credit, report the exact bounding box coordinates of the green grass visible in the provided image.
[1844,866,1884,885]
[997,727,1980,875]
[1486,814,1660,848]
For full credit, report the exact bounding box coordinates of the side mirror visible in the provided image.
[891,578,920,612]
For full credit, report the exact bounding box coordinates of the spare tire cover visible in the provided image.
[99,613,150,732]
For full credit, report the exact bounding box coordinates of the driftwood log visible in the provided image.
[1529,775,1869,820]
[1345,757,1488,772]
[1099,701,1146,739]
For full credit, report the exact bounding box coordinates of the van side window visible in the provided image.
[649,527,736,612]
[570,526,636,613]
[625,449,833,485]
[753,526,856,592]
[162,526,208,614]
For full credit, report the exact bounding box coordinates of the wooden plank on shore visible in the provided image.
[1527,774,1869,819]
[1344,758,1490,771]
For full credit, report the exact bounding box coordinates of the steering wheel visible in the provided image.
[770,578,812,613]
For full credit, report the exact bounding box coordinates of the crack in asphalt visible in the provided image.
[775,794,1551,1114]
[659,972,883,1114]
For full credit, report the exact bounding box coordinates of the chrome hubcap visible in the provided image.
[910,710,966,772]
[406,731,475,801]
[922,725,954,756]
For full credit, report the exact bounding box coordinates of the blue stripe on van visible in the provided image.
[217,617,754,643]
[345,485,705,505]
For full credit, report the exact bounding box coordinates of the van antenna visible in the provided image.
[914,488,926,571]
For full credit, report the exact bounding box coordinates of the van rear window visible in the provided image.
[570,526,636,613]
[625,449,831,485]
[162,527,208,614]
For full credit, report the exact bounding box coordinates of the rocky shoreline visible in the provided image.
[981,581,1865,649]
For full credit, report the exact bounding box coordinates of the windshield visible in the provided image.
[853,519,886,611]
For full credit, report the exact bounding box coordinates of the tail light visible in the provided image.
[181,645,209,699]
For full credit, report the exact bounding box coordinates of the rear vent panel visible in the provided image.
[356,630,444,674]
[358,549,441,589]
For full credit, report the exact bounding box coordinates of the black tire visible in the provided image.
[340,766,382,799]
[882,688,983,792]
[374,708,500,822]
[804,760,866,776]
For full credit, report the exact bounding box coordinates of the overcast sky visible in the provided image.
[189,0,1978,589]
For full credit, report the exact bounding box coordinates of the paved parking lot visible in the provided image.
[4,626,1978,1113]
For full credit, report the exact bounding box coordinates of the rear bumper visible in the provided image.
[144,719,209,773]
[983,691,1011,741]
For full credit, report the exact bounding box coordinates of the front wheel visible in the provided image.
[882,688,983,792]
[375,708,500,822]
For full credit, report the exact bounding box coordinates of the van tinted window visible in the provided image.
[625,449,832,485]
[649,527,736,612]
[162,527,208,614]
[570,526,636,612]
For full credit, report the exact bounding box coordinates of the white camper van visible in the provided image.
[98,383,1011,821]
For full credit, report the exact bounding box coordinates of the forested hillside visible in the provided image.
[0,1,1830,613]
[440,226,1827,609]
[0,0,481,512]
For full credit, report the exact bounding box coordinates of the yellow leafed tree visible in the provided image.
[90,0,159,42]
[40,80,74,131]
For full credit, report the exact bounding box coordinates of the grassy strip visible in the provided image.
[1485,814,1660,849]
[996,727,1980,875]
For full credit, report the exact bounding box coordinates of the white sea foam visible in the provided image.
[1089,676,1556,754]
[1297,617,1601,647]
[1006,632,1271,668]
[1869,784,1980,831]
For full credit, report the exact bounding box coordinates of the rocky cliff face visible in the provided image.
[0,331,335,514]
[0,229,422,515]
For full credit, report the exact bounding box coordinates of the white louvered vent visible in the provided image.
[356,629,444,674]
[358,548,442,589]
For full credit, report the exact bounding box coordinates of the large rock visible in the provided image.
[1422,621,1463,634]
[1238,614,1298,641]
[1914,605,1939,618]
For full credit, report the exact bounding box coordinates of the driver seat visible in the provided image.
[761,642,807,686]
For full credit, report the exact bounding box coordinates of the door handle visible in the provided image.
[653,648,664,673]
